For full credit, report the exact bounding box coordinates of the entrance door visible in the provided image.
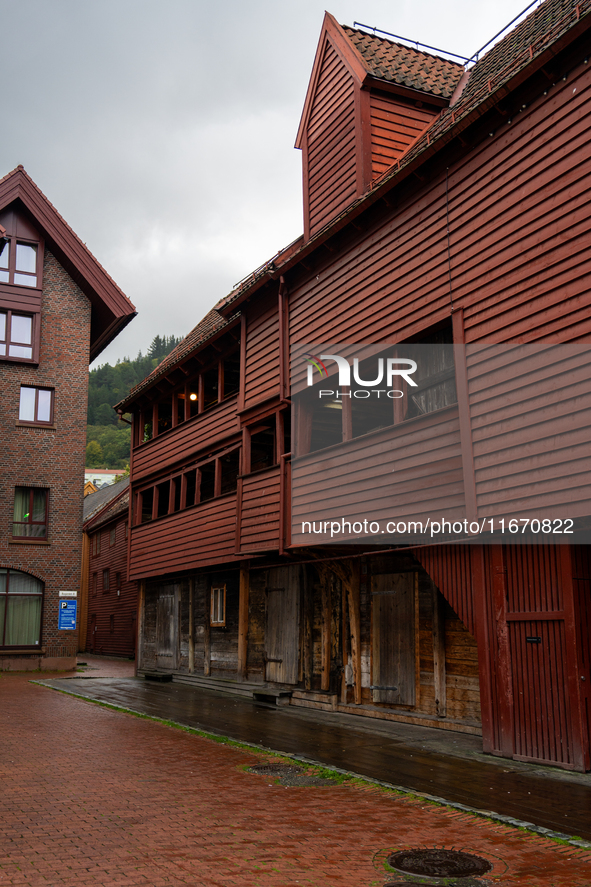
[371,572,417,704]
[156,585,178,670]
[265,567,300,684]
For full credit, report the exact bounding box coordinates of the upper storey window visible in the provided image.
[0,208,43,365]
[0,239,38,287]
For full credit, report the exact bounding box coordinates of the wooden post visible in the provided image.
[432,583,446,717]
[341,576,348,703]
[135,579,145,676]
[78,532,90,654]
[204,584,211,676]
[321,572,331,691]
[237,565,250,681]
[347,563,362,705]
[303,565,313,690]
[188,577,195,674]
[491,545,514,757]
[471,545,497,754]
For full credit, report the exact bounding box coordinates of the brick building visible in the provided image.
[0,166,135,671]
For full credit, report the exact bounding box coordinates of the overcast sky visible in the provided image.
[1,0,532,367]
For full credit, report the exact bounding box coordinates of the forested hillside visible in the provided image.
[86,335,181,468]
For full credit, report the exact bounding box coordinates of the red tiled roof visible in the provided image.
[343,27,464,99]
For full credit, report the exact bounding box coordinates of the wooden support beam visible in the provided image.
[237,565,250,681]
[321,573,331,692]
[491,545,514,757]
[136,579,145,676]
[432,583,446,718]
[303,566,313,691]
[203,585,211,677]
[188,578,195,674]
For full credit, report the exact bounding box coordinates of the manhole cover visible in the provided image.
[249,763,303,776]
[388,848,492,878]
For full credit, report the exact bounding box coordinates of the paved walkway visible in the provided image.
[0,659,590,886]
[42,657,591,842]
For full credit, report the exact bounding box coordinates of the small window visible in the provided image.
[109,526,116,547]
[0,239,38,288]
[140,488,153,523]
[156,480,170,518]
[0,310,34,360]
[250,425,276,471]
[0,568,43,647]
[115,572,121,594]
[200,462,216,502]
[102,569,110,593]
[19,386,53,425]
[91,533,101,556]
[184,469,197,507]
[12,487,48,539]
[210,585,226,626]
[220,450,240,494]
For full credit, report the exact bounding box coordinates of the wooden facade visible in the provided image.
[119,0,591,770]
[81,480,138,659]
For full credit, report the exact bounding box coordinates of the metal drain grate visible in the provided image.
[249,763,303,777]
[388,848,492,878]
[248,762,336,786]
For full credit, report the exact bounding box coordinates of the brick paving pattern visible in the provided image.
[1,666,590,887]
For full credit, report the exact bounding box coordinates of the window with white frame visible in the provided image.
[210,585,226,626]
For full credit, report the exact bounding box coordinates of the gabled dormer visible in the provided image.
[296,14,464,241]
[0,166,136,364]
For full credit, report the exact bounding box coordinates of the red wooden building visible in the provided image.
[80,478,138,659]
[0,166,135,671]
[118,0,591,770]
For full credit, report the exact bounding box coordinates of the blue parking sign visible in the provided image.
[58,599,77,630]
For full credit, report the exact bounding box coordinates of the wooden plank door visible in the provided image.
[156,585,178,670]
[371,572,417,705]
[265,567,300,684]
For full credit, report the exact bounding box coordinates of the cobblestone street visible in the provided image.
[1,663,591,887]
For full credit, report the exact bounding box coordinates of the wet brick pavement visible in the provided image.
[1,661,591,886]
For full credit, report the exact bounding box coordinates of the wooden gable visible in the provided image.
[296,14,460,241]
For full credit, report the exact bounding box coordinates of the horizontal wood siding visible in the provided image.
[86,519,137,658]
[291,408,464,544]
[370,92,437,179]
[244,291,280,408]
[129,494,237,579]
[307,40,357,237]
[239,467,281,552]
[132,396,239,482]
[467,345,591,518]
[291,66,591,348]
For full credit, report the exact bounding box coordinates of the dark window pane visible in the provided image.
[200,462,216,502]
[141,488,153,523]
[157,400,173,434]
[223,353,240,398]
[202,367,218,409]
[220,450,240,494]
[185,470,197,507]
[250,426,275,471]
[156,480,170,518]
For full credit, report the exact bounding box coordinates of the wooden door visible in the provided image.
[265,567,300,684]
[156,585,178,670]
[371,572,417,705]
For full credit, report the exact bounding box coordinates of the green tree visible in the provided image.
[86,440,103,467]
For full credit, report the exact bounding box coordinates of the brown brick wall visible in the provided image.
[0,249,91,669]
